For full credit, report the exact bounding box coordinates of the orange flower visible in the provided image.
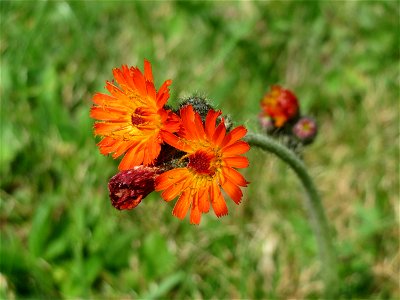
[261,85,299,127]
[90,60,180,170]
[155,105,250,224]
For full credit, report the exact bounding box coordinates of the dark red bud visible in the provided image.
[108,166,161,210]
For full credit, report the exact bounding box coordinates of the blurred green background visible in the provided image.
[1,1,399,299]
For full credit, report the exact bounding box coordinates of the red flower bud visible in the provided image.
[261,85,299,127]
[108,166,161,210]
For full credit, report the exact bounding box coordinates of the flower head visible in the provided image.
[261,85,299,127]
[155,105,250,224]
[293,116,318,145]
[90,60,180,170]
[108,166,161,210]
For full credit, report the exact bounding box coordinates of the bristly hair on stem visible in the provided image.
[244,132,339,298]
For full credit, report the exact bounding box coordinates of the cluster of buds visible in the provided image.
[91,60,250,224]
[259,85,317,152]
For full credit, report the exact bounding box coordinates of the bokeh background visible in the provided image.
[1,1,399,299]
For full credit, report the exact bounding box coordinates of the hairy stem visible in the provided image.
[245,132,339,298]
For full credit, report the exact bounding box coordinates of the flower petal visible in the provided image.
[144,59,153,81]
[212,119,226,146]
[162,111,181,133]
[190,193,202,225]
[222,180,243,204]
[156,79,172,107]
[180,105,199,140]
[145,81,157,103]
[160,172,191,201]
[131,67,147,97]
[222,141,250,156]
[161,131,191,152]
[143,138,161,165]
[155,168,191,188]
[221,126,247,148]
[94,122,128,136]
[97,137,120,155]
[112,140,135,159]
[172,190,191,220]
[274,115,286,127]
[118,146,144,170]
[205,109,221,138]
[223,156,249,169]
[161,183,184,201]
[105,81,131,102]
[113,66,133,91]
[198,186,210,213]
[194,111,206,139]
[210,181,228,217]
[92,93,117,106]
[222,167,249,187]
[90,106,128,121]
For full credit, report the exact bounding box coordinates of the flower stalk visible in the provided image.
[245,132,339,298]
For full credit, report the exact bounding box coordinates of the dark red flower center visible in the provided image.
[131,108,149,125]
[131,115,145,125]
[188,151,215,175]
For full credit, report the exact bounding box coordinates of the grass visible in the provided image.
[1,1,399,299]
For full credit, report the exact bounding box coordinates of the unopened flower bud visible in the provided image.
[108,166,161,210]
[292,117,318,145]
[179,95,232,130]
[261,85,299,127]
[180,96,214,122]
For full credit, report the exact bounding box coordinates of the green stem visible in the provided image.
[245,132,339,298]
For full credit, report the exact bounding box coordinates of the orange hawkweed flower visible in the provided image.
[155,105,250,224]
[261,85,299,127]
[90,60,180,170]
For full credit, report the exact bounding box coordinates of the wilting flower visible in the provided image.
[155,105,250,224]
[261,85,299,127]
[293,117,318,145]
[108,166,161,210]
[90,60,180,170]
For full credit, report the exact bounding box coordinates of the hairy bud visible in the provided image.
[179,96,214,122]
[179,95,232,130]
